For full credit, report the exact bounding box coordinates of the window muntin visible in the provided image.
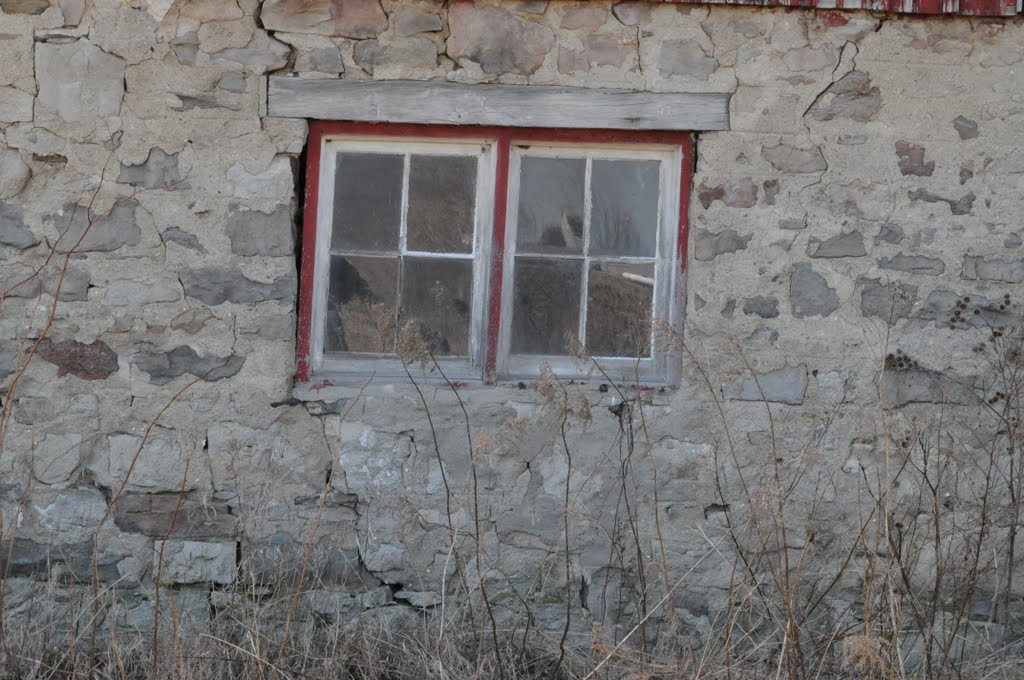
[301,126,689,386]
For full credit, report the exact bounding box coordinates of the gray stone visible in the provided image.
[783,46,836,71]
[0,203,36,249]
[762,144,827,174]
[809,71,882,122]
[260,0,388,38]
[875,223,905,245]
[134,346,245,385]
[658,39,718,79]
[50,200,142,253]
[0,0,49,14]
[394,590,442,608]
[920,290,1015,330]
[447,3,555,76]
[561,6,607,31]
[179,266,295,305]
[212,33,291,72]
[878,253,945,276]
[859,278,917,320]
[881,368,973,408]
[780,217,806,230]
[155,540,236,585]
[115,493,237,539]
[300,47,343,73]
[0,86,33,122]
[171,31,199,65]
[808,231,866,258]
[35,39,126,123]
[0,146,31,199]
[242,533,377,589]
[2,265,90,301]
[908,189,975,216]
[0,349,16,382]
[354,37,436,75]
[0,538,122,585]
[217,73,248,93]
[1005,233,1022,249]
[227,204,293,257]
[724,364,808,405]
[394,6,443,36]
[612,2,650,25]
[170,308,215,334]
[953,115,979,140]
[790,263,839,318]
[894,141,934,177]
[117,149,182,189]
[693,229,751,261]
[742,296,779,319]
[103,280,181,307]
[962,256,1024,283]
[160,226,206,253]
[508,1,549,12]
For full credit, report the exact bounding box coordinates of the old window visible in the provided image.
[297,123,692,386]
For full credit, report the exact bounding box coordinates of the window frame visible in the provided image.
[296,121,693,387]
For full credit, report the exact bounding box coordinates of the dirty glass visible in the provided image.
[400,257,473,356]
[510,258,582,355]
[590,159,660,257]
[325,255,399,353]
[331,153,403,252]
[407,155,477,253]
[586,261,654,358]
[515,157,585,255]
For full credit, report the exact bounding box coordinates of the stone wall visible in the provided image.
[2,0,1024,651]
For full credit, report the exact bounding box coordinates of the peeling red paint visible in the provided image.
[667,0,1016,16]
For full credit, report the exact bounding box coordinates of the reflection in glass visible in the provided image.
[331,153,403,252]
[515,156,585,255]
[325,255,399,353]
[511,258,582,355]
[590,159,660,257]
[586,261,654,357]
[407,155,477,254]
[400,257,473,356]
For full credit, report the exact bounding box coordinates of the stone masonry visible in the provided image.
[2,0,1024,651]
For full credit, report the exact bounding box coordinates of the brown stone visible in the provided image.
[38,338,119,380]
[0,0,49,14]
[762,144,827,174]
[260,0,386,39]
[447,4,554,76]
[697,179,757,209]
[894,141,935,177]
[612,1,649,26]
[560,6,606,31]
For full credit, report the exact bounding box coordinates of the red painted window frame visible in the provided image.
[296,121,694,385]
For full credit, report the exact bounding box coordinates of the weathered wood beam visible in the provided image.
[267,78,731,131]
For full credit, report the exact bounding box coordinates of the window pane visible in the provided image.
[407,155,477,254]
[325,255,398,353]
[515,156,585,255]
[590,159,660,257]
[586,261,654,358]
[400,257,473,356]
[510,258,581,355]
[331,153,403,252]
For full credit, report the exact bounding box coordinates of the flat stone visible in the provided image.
[878,253,945,276]
[697,179,758,209]
[894,141,934,177]
[0,146,31,199]
[170,308,215,334]
[658,39,717,79]
[0,86,33,122]
[103,280,181,307]
[791,263,839,318]
[742,296,779,319]
[0,538,121,584]
[561,6,606,31]
[508,0,548,12]
[693,228,751,261]
[211,32,291,72]
[134,345,245,385]
[394,6,443,36]
[117,149,182,189]
[807,231,866,258]
[226,156,292,200]
[809,71,881,123]
[447,3,554,76]
[921,290,1015,330]
[155,540,236,585]
[170,31,199,65]
[0,203,36,249]
[297,46,343,74]
[35,39,126,123]
[115,493,238,539]
[612,2,650,25]
[0,0,48,14]
[353,36,437,75]
[783,46,836,71]
[178,0,243,21]
[953,115,979,140]
[559,31,634,73]
[217,72,248,93]
[875,223,905,244]
[881,368,972,408]
[859,278,917,320]
[780,217,806,230]
[908,188,975,215]
[160,226,206,253]
[226,204,293,257]
[38,338,119,380]
[2,265,89,301]
[724,364,808,405]
[50,200,142,253]
[962,256,1024,283]
[179,266,295,305]
[762,144,827,174]
[260,0,387,38]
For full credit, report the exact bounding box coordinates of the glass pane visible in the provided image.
[515,156,585,255]
[586,261,654,358]
[510,258,582,355]
[590,160,660,257]
[325,255,398,353]
[400,257,473,356]
[407,155,477,253]
[331,153,403,252]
